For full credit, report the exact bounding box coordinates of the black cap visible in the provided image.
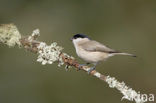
[71,34,90,40]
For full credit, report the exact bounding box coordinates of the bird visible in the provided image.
[71,34,136,73]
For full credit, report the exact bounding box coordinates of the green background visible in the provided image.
[0,0,155,103]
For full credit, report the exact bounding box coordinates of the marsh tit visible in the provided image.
[71,34,136,73]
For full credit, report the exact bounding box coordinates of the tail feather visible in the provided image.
[110,52,137,57]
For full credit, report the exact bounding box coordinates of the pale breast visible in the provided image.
[76,47,109,63]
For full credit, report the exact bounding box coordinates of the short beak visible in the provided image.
[70,37,73,41]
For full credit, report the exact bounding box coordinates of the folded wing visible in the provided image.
[80,40,119,53]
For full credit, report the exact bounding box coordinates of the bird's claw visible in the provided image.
[77,64,86,71]
[87,67,95,74]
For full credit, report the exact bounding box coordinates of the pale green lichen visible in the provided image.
[37,42,63,65]
[106,76,145,103]
[36,41,74,70]
[0,24,21,47]
[28,29,40,41]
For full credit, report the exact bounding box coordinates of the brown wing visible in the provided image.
[80,40,119,53]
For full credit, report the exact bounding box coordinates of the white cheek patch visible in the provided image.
[73,38,83,43]
[73,38,90,46]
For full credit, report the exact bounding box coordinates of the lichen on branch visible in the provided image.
[0,24,21,47]
[0,24,146,103]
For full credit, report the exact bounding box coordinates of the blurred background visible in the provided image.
[0,0,156,103]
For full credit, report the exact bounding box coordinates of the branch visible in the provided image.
[0,24,146,103]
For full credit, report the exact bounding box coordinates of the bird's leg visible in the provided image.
[88,63,97,74]
[78,63,90,70]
